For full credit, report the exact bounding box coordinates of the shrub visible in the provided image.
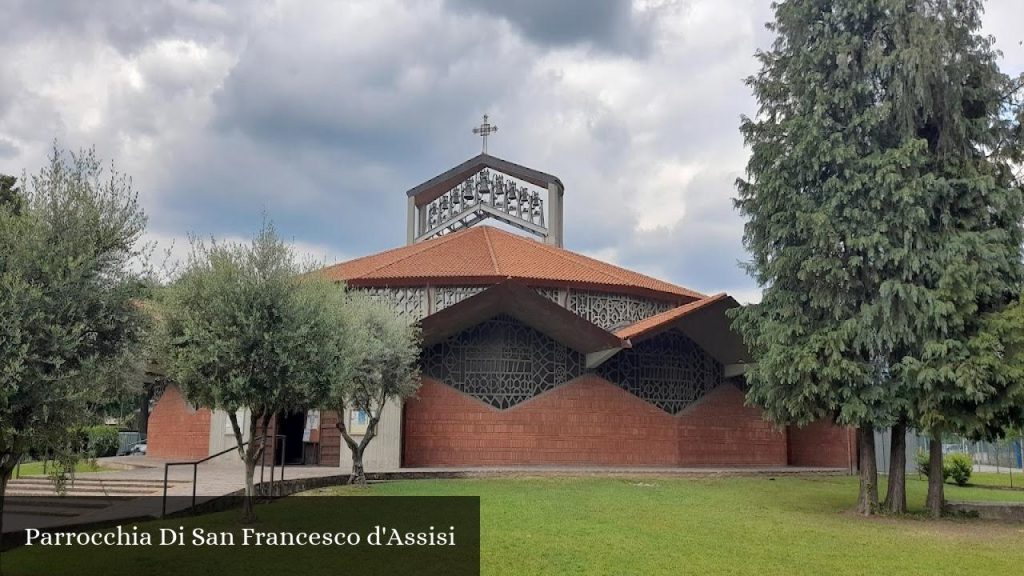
[914,449,930,477]
[87,426,120,458]
[944,453,973,486]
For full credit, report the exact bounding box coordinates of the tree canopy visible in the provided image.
[0,147,149,528]
[732,0,1024,515]
[160,221,351,520]
[327,293,420,485]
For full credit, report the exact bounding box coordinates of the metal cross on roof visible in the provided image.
[472,114,498,154]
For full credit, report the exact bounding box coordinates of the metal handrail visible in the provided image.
[161,434,286,517]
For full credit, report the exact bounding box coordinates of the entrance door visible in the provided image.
[278,410,307,465]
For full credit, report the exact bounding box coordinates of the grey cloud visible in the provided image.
[0,138,17,159]
[4,0,243,55]
[614,171,752,296]
[444,0,653,55]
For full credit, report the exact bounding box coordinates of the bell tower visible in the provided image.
[405,116,564,247]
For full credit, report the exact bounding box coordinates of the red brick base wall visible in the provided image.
[403,377,789,467]
[787,420,856,469]
[148,384,211,460]
[677,385,788,466]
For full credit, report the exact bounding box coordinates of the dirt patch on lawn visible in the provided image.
[844,509,1024,542]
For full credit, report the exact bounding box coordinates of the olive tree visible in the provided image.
[326,294,420,486]
[160,222,348,521]
[0,148,149,533]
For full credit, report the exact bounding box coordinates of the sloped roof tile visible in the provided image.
[320,226,704,301]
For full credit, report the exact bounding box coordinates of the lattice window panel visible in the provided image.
[421,314,584,410]
[568,290,675,331]
[597,330,722,415]
[355,287,426,321]
[434,286,486,312]
[534,287,563,305]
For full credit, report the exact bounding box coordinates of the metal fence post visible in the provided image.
[162,464,170,517]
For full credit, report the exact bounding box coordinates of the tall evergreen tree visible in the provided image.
[732,0,1023,516]
[882,0,1024,517]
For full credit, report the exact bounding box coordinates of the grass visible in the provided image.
[961,471,1024,490]
[4,475,1024,576]
[896,475,1024,502]
[12,460,114,477]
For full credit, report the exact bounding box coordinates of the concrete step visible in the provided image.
[5,497,127,509]
[6,485,162,497]
[3,506,83,518]
[12,477,181,487]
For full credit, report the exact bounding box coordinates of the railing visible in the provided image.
[161,434,286,517]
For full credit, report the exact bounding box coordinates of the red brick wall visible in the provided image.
[787,420,856,469]
[403,376,789,467]
[148,384,211,460]
[677,384,788,466]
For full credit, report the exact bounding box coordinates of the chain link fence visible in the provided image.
[875,429,1023,477]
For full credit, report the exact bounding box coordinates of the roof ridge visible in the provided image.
[324,228,475,280]
[481,227,501,276]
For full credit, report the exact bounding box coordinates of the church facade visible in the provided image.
[149,144,855,471]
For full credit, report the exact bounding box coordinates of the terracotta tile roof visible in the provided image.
[320,226,704,300]
[615,293,730,341]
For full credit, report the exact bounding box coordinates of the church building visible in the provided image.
[148,118,855,471]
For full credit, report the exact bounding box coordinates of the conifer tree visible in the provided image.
[733,0,1023,516]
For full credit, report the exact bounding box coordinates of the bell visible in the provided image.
[462,182,475,202]
[507,187,518,202]
[494,176,505,196]
[451,190,460,205]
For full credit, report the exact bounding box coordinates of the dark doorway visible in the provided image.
[278,410,306,465]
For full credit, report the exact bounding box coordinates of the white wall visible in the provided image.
[338,399,403,472]
[208,408,249,456]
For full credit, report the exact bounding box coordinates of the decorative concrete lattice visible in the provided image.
[597,330,722,415]
[534,287,563,305]
[356,287,426,321]
[421,315,584,409]
[568,290,675,331]
[434,286,487,312]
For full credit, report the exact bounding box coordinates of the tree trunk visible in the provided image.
[242,457,258,521]
[337,407,379,487]
[856,425,878,515]
[926,430,945,518]
[229,410,266,523]
[0,457,16,548]
[351,446,367,486]
[884,419,907,514]
[137,385,153,436]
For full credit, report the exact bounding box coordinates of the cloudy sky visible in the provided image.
[2,0,1022,302]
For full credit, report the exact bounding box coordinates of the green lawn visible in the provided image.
[960,471,1024,490]
[4,475,1024,576]
[12,460,113,477]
